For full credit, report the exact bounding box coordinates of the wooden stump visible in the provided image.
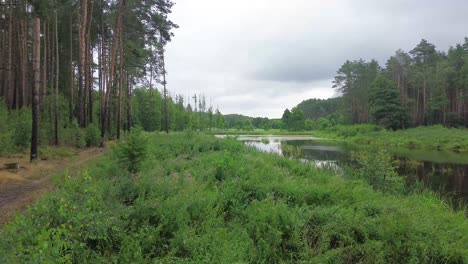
[4,163,19,173]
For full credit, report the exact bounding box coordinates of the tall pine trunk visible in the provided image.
[117,46,123,139]
[101,0,125,143]
[78,0,88,127]
[31,16,41,162]
[162,51,169,134]
[6,1,13,109]
[69,13,74,123]
[126,72,132,131]
[54,10,59,145]
[42,21,47,108]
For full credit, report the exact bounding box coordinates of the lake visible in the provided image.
[216,135,468,205]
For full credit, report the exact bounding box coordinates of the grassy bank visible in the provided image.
[0,133,466,263]
[210,128,316,136]
[213,125,468,152]
[312,125,468,152]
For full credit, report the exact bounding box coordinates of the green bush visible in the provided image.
[354,144,404,193]
[85,124,101,147]
[65,121,86,149]
[113,127,148,173]
[0,105,31,153]
[12,109,31,149]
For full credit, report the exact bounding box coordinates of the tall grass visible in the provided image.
[313,124,468,152]
[0,134,466,263]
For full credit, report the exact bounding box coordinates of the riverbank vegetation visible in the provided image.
[211,124,468,153]
[312,124,468,152]
[1,133,466,263]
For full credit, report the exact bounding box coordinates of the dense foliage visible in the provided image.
[1,134,466,263]
[368,75,410,130]
[296,97,343,121]
[0,97,104,156]
[334,39,468,128]
[312,124,468,152]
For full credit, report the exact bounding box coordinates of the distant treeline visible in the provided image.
[332,38,468,129]
[224,38,468,131]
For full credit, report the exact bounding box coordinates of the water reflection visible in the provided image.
[217,135,468,204]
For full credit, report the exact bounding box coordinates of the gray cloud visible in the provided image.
[164,0,468,118]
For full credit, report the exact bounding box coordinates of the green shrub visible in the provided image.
[113,127,148,173]
[354,144,403,193]
[0,133,15,156]
[85,124,101,147]
[12,109,31,149]
[66,121,86,149]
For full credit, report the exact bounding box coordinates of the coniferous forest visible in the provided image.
[333,39,468,129]
[0,0,224,158]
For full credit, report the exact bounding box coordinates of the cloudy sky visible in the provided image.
[164,0,468,118]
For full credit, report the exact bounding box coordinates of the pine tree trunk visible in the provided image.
[31,16,41,162]
[0,4,4,100]
[102,0,125,142]
[42,21,47,107]
[69,13,74,123]
[117,47,123,139]
[162,51,169,134]
[6,1,13,109]
[98,35,103,127]
[86,0,94,125]
[126,72,132,131]
[78,0,88,128]
[54,10,59,145]
[87,34,93,124]
[19,13,27,108]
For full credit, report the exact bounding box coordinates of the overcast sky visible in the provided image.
[164,0,468,118]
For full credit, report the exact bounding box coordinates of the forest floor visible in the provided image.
[0,147,107,225]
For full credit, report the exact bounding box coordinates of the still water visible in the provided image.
[216,135,468,204]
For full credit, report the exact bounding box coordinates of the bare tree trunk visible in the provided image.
[99,0,105,135]
[98,35,102,125]
[87,33,93,124]
[126,72,132,131]
[161,51,169,134]
[78,0,89,127]
[117,46,123,139]
[42,21,47,107]
[54,10,59,145]
[31,16,41,162]
[69,13,74,123]
[0,3,5,100]
[19,12,27,108]
[6,1,13,109]
[84,35,89,127]
[85,0,94,125]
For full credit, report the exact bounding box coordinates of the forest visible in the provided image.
[0,0,226,157]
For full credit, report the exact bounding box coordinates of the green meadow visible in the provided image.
[1,132,466,263]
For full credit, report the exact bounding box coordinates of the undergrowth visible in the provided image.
[0,133,466,263]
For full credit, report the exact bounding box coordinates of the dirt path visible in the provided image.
[0,147,107,225]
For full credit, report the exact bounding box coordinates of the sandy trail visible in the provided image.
[0,148,107,225]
